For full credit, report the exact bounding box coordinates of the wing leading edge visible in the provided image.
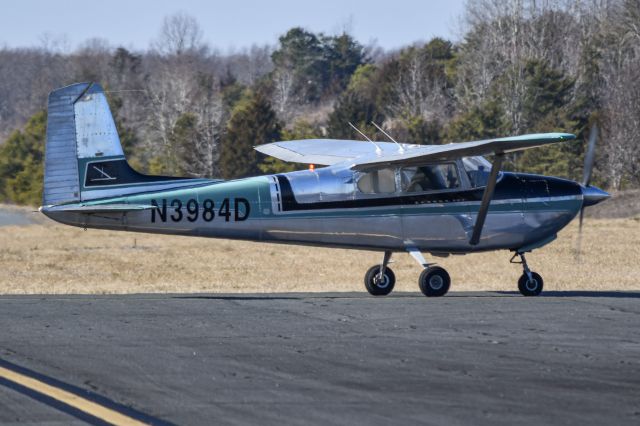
[255,133,576,168]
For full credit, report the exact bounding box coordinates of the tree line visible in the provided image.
[1,0,639,206]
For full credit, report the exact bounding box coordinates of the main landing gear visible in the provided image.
[418,267,451,297]
[511,252,544,296]
[364,250,451,297]
[364,250,545,298]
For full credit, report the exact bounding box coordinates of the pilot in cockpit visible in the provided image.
[404,164,459,192]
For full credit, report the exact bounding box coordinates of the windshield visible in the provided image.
[462,156,497,188]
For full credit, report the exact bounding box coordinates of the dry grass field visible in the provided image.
[0,209,638,294]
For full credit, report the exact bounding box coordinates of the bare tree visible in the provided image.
[272,65,296,117]
[226,45,273,85]
[599,0,640,189]
[183,92,224,177]
[388,50,450,123]
[152,12,205,56]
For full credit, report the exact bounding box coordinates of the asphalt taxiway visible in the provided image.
[0,292,638,425]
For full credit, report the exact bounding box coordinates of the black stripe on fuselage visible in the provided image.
[85,159,189,187]
[275,173,580,212]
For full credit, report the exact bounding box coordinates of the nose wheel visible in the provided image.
[364,251,395,296]
[511,252,544,296]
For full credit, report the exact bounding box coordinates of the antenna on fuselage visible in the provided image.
[371,122,404,154]
[348,122,382,155]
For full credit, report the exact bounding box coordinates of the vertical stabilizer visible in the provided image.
[43,82,126,206]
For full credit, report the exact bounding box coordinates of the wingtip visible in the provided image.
[559,133,577,140]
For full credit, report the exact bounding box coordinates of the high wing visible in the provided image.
[255,139,402,166]
[255,133,576,168]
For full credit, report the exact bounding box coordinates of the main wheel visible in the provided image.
[518,272,543,296]
[364,265,395,296]
[419,266,451,297]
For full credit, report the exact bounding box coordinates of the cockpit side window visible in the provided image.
[400,163,460,193]
[462,156,497,188]
[357,168,396,194]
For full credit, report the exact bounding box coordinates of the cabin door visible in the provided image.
[399,163,470,252]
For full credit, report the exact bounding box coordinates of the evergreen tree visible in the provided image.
[271,28,366,104]
[516,60,580,178]
[445,100,507,142]
[0,111,46,205]
[220,91,281,179]
[271,28,327,102]
[521,60,575,131]
[327,64,385,139]
[170,112,200,176]
[322,33,366,95]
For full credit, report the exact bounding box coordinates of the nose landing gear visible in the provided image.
[511,252,544,296]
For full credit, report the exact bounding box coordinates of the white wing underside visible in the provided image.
[254,133,576,169]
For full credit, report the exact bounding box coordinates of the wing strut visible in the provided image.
[469,153,504,246]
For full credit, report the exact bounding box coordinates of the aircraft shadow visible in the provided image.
[172,292,407,301]
[173,295,302,301]
[496,290,640,298]
[173,291,640,301]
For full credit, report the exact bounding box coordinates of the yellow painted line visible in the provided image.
[0,365,148,426]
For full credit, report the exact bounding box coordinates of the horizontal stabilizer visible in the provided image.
[40,204,154,214]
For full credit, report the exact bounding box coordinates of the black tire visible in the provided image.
[364,265,396,296]
[419,266,451,297]
[518,272,543,296]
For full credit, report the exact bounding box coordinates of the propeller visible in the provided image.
[575,124,599,259]
[582,124,598,187]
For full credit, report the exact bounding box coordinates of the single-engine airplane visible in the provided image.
[40,82,609,297]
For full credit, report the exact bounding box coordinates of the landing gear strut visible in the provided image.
[364,251,395,296]
[511,252,543,296]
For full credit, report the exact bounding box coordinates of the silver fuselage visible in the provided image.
[42,161,586,254]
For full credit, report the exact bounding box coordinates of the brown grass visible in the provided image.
[0,218,638,294]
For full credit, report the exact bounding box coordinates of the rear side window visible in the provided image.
[357,168,396,194]
[401,163,460,192]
